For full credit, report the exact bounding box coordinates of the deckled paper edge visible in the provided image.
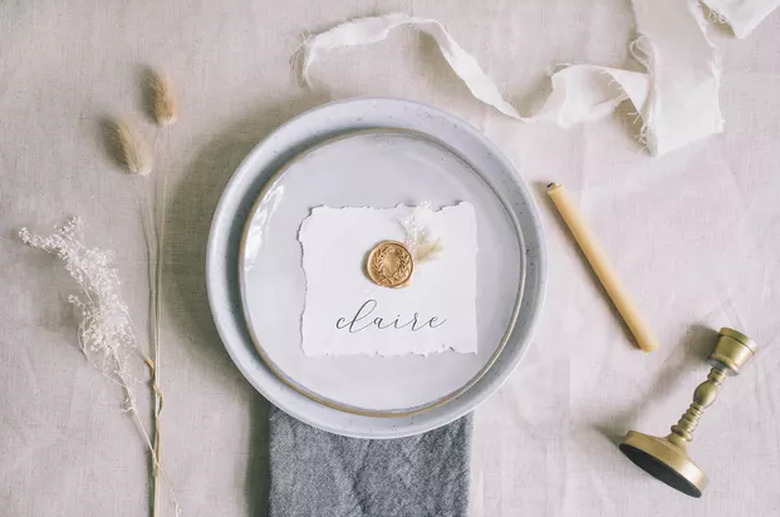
[297,202,479,358]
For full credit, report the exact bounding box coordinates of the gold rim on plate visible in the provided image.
[237,128,527,418]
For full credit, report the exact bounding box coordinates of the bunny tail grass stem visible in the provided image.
[141,68,179,517]
[150,128,171,517]
[130,358,181,517]
[135,181,172,517]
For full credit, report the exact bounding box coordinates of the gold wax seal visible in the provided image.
[366,240,414,288]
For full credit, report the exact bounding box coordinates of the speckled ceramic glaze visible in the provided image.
[207,98,547,438]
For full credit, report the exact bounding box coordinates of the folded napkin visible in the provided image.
[269,406,472,517]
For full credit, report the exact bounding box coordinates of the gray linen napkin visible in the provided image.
[268,406,472,517]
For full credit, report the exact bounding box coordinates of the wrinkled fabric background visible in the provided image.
[1,1,779,516]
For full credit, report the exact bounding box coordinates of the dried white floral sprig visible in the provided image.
[400,203,444,263]
[19,217,139,387]
[18,218,181,516]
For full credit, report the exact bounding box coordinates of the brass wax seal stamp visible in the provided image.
[619,327,758,497]
[366,240,414,288]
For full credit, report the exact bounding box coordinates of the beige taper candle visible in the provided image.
[547,183,659,352]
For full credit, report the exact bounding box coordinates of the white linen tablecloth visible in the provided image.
[1,1,778,515]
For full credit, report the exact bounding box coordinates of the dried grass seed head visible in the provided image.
[103,118,153,176]
[145,69,178,126]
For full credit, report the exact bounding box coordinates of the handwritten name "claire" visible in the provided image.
[335,299,447,333]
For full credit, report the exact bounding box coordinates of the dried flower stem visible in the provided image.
[150,133,168,517]
[18,218,180,516]
[128,132,173,517]
[95,69,179,516]
[128,154,165,517]
[144,69,177,517]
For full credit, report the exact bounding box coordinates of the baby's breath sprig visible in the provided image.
[19,219,181,517]
[400,202,444,263]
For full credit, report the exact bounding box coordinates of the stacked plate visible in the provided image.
[206,98,546,438]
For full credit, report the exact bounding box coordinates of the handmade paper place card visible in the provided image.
[298,202,478,357]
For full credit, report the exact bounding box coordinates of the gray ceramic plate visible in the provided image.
[207,98,547,438]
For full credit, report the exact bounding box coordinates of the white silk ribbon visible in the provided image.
[704,0,780,38]
[299,13,651,145]
[298,1,774,156]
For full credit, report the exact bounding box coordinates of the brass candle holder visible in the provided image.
[619,327,758,497]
